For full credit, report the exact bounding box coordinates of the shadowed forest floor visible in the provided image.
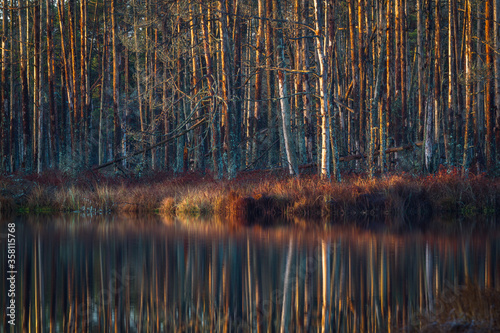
[0,168,499,227]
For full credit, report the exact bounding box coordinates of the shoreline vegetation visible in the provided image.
[1,168,498,226]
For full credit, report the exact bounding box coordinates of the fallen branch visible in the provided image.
[299,141,423,170]
[92,118,207,171]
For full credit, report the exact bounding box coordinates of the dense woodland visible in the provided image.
[0,0,499,179]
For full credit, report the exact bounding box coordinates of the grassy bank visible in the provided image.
[0,169,499,225]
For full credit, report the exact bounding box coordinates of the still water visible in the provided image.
[1,215,499,332]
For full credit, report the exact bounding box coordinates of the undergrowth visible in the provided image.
[0,168,498,226]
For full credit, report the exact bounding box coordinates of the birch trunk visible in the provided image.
[313,0,330,179]
[275,0,299,176]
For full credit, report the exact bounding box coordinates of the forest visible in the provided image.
[1,0,499,180]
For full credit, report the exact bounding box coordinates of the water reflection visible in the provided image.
[0,215,499,332]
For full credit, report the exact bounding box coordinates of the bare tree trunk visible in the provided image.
[400,0,407,145]
[434,0,441,162]
[301,0,313,164]
[313,0,330,179]
[189,0,202,171]
[358,0,366,153]
[250,0,265,167]
[348,0,359,156]
[275,0,299,177]
[371,10,386,178]
[19,0,31,171]
[219,0,237,178]
[34,1,40,172]
[385,0,392,169]
[0,0,7,171]
[463,0,472,173]
[58,0,74,159]
[98,3,108,165]
[111,0,121,161]
[46,0,58,168]
[485,0,494,170]
[417,0,424,140]
[133,0,143,134]
[495,0,500,160]
[80,0,89,164]
[68,0,79,155]
[447,0,457,166]
[200,3,220,177]
[266,0,278,168]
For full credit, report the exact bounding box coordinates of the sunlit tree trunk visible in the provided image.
[80,0,89,163]
[371,9,386,178]
[301,0,313,164]
[0,0,6,172]
[200,2,220,177]
[434,0,441,162]
[485,0,494,170]
[133,0,143,135]
[58,0,74,160]
[313,0,330,179]
[400,0,407,145]
[9,0,16,171]
[417,0,424,139]
[495,0,500,160]
[111,0,122,161]
[68,0,79,155]
[46,0,58,168]
[98,3,108,165]
[219,0,237,178]
[266,0,278,168]
[250,0,265,167]
[36,0,45,172]
[447,0,457,166]
[19,0,31,171]
[348,0,358,155]
[384,0,392,169]
[463,0,472,173]
[358,0,366,153]
[189,0,203,171]
[275,0,299,176]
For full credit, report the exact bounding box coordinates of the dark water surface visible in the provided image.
[1,215,499,332]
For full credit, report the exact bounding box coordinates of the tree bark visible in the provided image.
[313,0,330,179]
[219,0,238,178]
[275,0,299,176]
[19,0,31,171]
[0,0,7,171]
[266,0,278,168]
[201,2,220,177]
[485,0,494,170]
[111,0,122,161]
[463,0,472,173]
[495,0,500,161]
[417,0,424,140]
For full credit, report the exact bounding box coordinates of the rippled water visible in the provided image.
[0,215,499,332]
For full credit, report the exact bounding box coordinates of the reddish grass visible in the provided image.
[0,169,498,226]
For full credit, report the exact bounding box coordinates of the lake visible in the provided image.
[1,215,499,332]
